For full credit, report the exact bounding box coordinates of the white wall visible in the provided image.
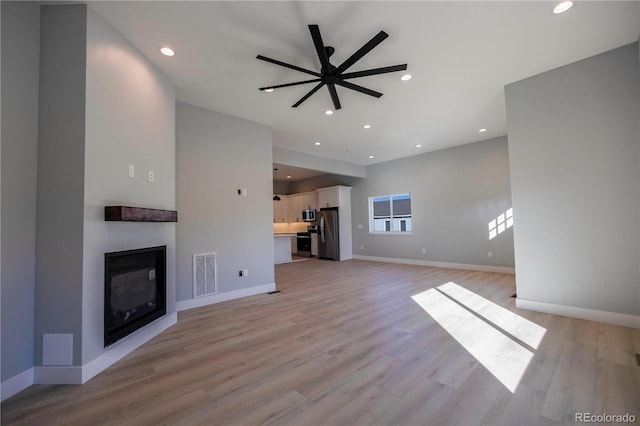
[505,43,640,318]
[1,0,40,383]
[274,146,366,178]
[35,3,88,367]
[82,8,176,365]
[176,102,274,306]
[30,4,177,382]
[351,137,514,269]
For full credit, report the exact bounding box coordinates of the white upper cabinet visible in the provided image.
[273,195,288,223]
[287,191,318,222]
[317,186,340,208]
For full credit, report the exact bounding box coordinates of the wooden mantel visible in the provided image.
[105,206,177,222]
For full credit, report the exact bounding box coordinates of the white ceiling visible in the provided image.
[89,1,639,169]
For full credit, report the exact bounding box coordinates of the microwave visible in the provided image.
[302,209,316,222]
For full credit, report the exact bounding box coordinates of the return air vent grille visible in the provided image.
[193,252,217,297]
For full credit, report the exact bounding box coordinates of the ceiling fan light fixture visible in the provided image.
[553,1,573,14]
[257,25,407,111]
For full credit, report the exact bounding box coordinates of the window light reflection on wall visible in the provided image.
[489,208,513,240]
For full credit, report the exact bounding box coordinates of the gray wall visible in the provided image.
[1,1,40,382]
[289,174,360,194]
[35,4,87,366]
[506,43,640,316]
[273,146,366,178]
[351,137,514,268]
[81,8,176,364]
[176,102,274,302]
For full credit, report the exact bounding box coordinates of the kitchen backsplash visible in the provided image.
[274,222,310,234]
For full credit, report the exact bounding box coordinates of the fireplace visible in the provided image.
[104,246,166,346]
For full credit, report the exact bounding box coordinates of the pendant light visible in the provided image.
[273,168,281,201]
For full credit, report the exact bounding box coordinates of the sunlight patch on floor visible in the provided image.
[437,282,546,349]
[411,283,546,393]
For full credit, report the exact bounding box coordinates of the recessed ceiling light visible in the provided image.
[368,155,374,159]
[325,110,334,115]
[159,46,175,57]
[314,142,321,146]
[553,1,573,14]
[415,144,422,148]
[479,128,487,133]
[363,124,372,129]
[264,88,274,93]
[400,74,412,81]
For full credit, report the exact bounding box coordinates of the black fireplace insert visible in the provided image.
[104,245,166,346]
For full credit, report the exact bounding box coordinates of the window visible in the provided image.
[369,193,412,233]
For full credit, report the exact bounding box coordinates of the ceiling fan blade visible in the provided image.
[259,78,322,91]
[334,80,382,98]
[327,83,342,110]
[308,25,332,74]
[335,31,388,75]
[340,64,408,80]
[257,55,322,78]
[292,82,325,107]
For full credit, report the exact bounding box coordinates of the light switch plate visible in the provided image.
[128,164,135,178]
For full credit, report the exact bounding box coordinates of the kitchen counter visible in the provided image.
[274,234,295,264]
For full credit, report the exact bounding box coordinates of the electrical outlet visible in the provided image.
[488,251,493,258]
[360,245,364,250]
[422,248,426,254]
[148,170,154,182]
[243,268,249,277]
[128,164,135,178]
[242,188,247,197]
[358,224,363,229]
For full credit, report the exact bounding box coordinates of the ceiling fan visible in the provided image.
[257,25,407,110]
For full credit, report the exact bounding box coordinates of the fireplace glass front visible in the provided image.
[104,245,166,346]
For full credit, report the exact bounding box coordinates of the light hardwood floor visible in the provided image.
[3,259,639,425]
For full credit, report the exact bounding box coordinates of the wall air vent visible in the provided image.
[193,252,217,297]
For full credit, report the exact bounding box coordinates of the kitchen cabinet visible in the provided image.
[300,191,318,211]
[287,191,318,222]
[287,194,302,222]
[274,234,294,264]
[316,186,341,208]
[273,196,288,223]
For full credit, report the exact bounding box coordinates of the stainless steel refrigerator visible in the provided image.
[319,207,339,260]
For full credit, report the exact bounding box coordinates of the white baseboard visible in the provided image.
[1,367,34,402]
[352,255,515,275]
[29,313,178,386]
[176,283,276,312]
[34,365,82,385]
[81,312,177,383]
[516,298,640,329]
